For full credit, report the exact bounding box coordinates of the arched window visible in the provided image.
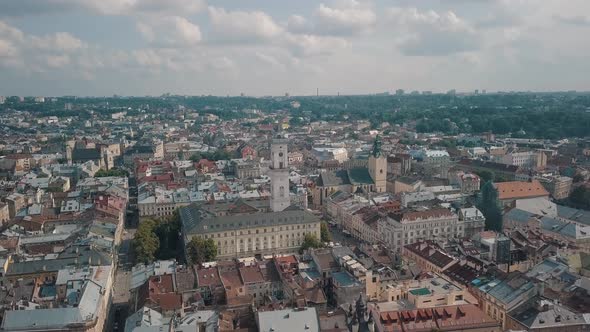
[279,186,285,198]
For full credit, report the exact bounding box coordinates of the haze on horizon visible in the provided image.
[1,0,590,96]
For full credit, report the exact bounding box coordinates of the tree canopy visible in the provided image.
[95,168,129,177]
[134,219,160,264]
[570,186,590,209]
[477,181,503,232]
[300,234,323,253]
[320,222,332,243]
[186,237,217,265]
[133,212,182,264]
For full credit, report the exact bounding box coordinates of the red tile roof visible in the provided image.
[196,267,222,288]
[494,180,549,200]
[239,266,264,284]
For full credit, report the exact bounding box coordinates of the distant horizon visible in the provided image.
[4,89,590,99]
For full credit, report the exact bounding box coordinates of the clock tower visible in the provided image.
[270,132,290,212]
[368,135,387,193]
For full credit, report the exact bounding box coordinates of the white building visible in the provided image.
[311,146,349,164]
[269,133,290,212]
[500,150,546,169]
[379,208,464,253]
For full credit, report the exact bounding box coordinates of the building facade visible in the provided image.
[180,204,321,259]
[380,208,464,253]
[269,133,290,212]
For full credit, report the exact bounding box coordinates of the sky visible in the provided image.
[1,0,590,96]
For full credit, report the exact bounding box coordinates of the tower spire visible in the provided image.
[269,131,290,212]
[372,135,382,158]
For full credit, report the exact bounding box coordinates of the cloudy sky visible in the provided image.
[1,0,590,96]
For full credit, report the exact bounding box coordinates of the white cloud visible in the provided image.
[136,16,201,46]
[208,56,235,71]
[286,15,312,34]
[136,22,155,42]
[30,32,85,51]
[0,21,24,41]
[285,34,349,57]
[0,39,18,57]
[386,7,479,56]
[0,20,102,77]
[132,49,162,67]
[554,15,590,25]
[208,7,283,42]
[314,0,376,35]
[0,0,206,17]
[255,52,284,68]
[46,54,70,68]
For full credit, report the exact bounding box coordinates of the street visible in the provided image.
[327,222,361,247]
[106,227,136,332]
[106,168,138,332]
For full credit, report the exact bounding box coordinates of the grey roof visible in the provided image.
[257,307,319,332]
[2,276,105,331]
[179,203,320,235]
[504,208,536,224]
[6,246,112,276]
[509,297,588,329]
[126,145,154,155]
[539,216,584,239]
[3,308,85,330]
[347,168,374,185]
[125,307,165,332]
[72,148,101,161]
[395,176,421,186]
[480,275,536,307]
[526,259,569,281]
[557,205,590,226]
[316,169,351,187]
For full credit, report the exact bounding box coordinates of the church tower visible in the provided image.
[368,135,387,193]
[269,132,290,212]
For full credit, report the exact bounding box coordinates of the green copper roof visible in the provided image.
[372,135,383,158]
[347,168,374,185]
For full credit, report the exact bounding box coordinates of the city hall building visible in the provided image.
[179,133,321,260]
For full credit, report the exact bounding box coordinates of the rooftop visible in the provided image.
[494,180,550,200]
[257,307,319,332]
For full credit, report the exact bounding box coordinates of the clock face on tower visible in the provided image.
[279,152,283,157]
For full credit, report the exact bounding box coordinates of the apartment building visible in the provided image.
[539,175,573,200]
[474,272,539,329]
[379,208,464,253]
[500,150,547,170]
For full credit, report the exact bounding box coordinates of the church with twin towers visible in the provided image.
[179,131,321,260]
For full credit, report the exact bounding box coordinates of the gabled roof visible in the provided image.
[494,180,549,200]
[316,169,351,187]
[347,168,374,185]
[71,148,101,161]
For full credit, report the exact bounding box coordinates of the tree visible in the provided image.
[320,222,332,243]
[154,211,181,260]
[189,153,202,162]
[300,234,323,253]
[475,170,494,185]
[134,219,160,264]
[477,181,503,232]
[186,237,217,265]
[570,186,590,209]
[95,168,129,177]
